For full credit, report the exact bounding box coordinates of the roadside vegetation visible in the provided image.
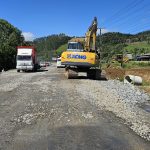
[54,43,67,57]
[104,61,150,69]
[0,19,25,71]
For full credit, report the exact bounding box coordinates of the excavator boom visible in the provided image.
[85,17,98,52]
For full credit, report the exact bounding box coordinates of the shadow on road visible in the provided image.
[68,75,107,81]
[12,125,150,150]
[19,69,49,73]
[36,69,48,72]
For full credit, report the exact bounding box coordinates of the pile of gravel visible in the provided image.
[101,80,149,104]
[76,79,150,141]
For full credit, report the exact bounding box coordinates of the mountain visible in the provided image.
[33,30,150,61]
[33,34,71,60]
[100,30,150,45]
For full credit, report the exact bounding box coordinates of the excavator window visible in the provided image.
[68,43,77,49]
[67,42,83,52]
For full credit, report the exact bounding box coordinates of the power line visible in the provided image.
[108,13,150,33]
[107,0,148,28]
[104,0,139,23]
[121,11,150,29]
[126,24,150,33]
[104,0,143,26]
[126,21,150,33]
[103,1,150,34]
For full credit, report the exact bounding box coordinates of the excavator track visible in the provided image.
[65,68,78,79]
[65,68,101,80]
[87,69,101,80]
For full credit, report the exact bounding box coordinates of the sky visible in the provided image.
[0,0,150,40]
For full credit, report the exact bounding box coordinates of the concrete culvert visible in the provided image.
[124,75,142,85]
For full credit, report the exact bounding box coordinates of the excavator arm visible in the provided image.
[84,17,98,52]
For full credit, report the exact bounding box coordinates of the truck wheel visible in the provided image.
[17,70,20,72]
[34,68,37,72]
[33,67,37,72]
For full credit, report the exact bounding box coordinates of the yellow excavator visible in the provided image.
[61,17,101,79]
[112,54,129,63]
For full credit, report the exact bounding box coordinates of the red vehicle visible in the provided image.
[16,46,39,72]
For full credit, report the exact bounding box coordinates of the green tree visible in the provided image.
[34,34,71,61]
[0,19,24,71]
[55,43,67,57]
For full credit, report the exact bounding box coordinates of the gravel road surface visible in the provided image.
[0,64,150,150]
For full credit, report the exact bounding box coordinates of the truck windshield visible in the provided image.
[67,43,83,52]
[17,55,31,61]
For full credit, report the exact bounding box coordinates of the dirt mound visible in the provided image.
[105,68,125,80]
[105,68,150,82]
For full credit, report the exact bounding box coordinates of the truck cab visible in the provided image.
[16,46,38,72]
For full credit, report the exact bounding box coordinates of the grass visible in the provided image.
[102,61,150,69]
[118,77,124,82]
[140,81,150,95]
[122,61,150,69]
[101,62,122,69]
[142,80,150,86]
[140,86,150,95]
[125,41,150,54]
[55,43,67,56]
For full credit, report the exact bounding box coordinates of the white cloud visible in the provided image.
[97,28,109,35]
[22,32,35,41]
[101,29,109,34]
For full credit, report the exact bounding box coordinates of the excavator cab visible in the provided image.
[67,42,84,52]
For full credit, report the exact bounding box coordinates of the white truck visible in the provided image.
[56,57,65,68]
[16,46,39,72]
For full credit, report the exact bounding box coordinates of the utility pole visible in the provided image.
[97,28,102,48]
[98,27,105,44]
[98,27,105,69]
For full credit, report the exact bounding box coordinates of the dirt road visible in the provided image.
[0,64,149,150]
